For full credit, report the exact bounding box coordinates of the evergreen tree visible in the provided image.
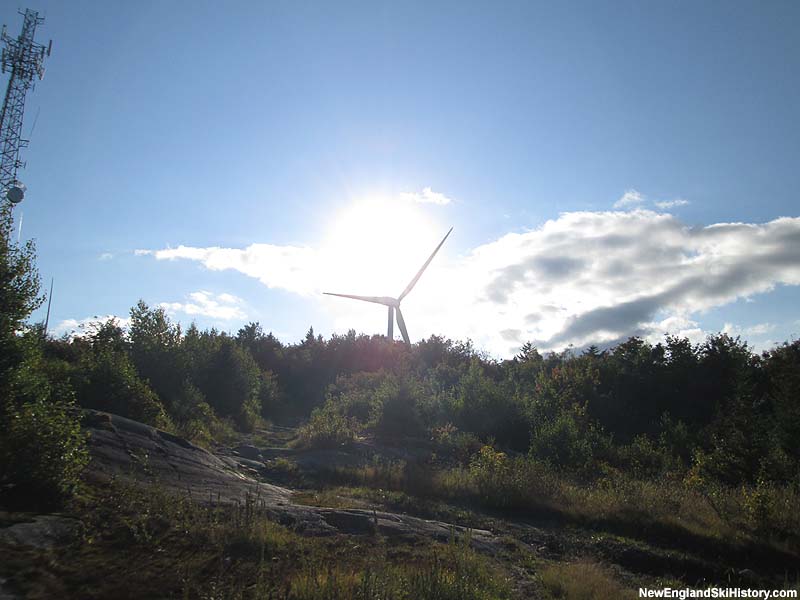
[0,204,43,402]
[0,203,88,507]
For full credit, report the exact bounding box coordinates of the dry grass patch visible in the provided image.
[540,560,636,600]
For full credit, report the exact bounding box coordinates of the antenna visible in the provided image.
[0,9,51,207]
[324,228,453,344]
[28,106,40,138]
[43,276,53,338]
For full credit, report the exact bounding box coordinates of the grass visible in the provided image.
[276,447,800,588]
[0,477,514,599]
[284,538,512,600]
[539,560,637,600]
[293,485,484,531]
[249,423,300,449]
[10,424,794,598]
[263,411,800,587]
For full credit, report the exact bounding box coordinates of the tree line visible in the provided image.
[35,301,800,487]
[2,200,799,507]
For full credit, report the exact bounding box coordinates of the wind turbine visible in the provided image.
[325,227,453,344]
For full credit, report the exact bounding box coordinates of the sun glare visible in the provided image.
[322,197,440,295]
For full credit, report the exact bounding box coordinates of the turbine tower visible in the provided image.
[325,227,453,344]
[1,8,51,207]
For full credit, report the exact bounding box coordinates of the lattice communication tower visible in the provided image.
[0,8,51,207]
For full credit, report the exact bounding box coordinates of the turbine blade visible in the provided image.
[398,227,453,301]
[395,307,410,344]
[323,292,393,306]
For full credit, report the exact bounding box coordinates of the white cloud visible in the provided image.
[140,244,319,296]
[720,324,781,354]
[399,187,453,205]
[722,322,775,337]
[470,211,800,353]
[98,252,114,261]
[138,210,800,357]
[613,189,690,212]
[51,294,246,339]
[160,291,247,320]
[613,189,645,208]
[51,315,130,339]
[655,198,690,209]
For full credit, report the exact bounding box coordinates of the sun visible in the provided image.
[322,196,440,295]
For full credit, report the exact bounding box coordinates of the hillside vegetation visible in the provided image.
[26,302,800,501]
[2,208,799,597]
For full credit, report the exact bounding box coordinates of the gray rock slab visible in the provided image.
[81,410,499,552]
[82,410,291,506]
[0,515,83,549]
[232,445,263,461]
[0,577,20,600]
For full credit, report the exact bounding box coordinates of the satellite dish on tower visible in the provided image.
[0,10,50,206]
[6,181,26,204]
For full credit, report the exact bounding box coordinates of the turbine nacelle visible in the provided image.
[324,227,452,344]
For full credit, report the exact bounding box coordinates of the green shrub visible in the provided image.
[297,406,359,449]
[313,371,427,441]
[657,413,693,466]
[466,445,564,510]
[431,423,483,464]
[615,434,680,479]
[0,398,89,507]
[469,446,519,507]
[200,339,261,431]
[169,381,219,446]
[258,369,283,420]
[75,347,171,428]
[468,446,532,508]
[325,371,386,423]
[529,408,595,471]
[372,374,425,438]
[236,395,262,433]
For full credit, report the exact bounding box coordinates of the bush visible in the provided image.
[200,339,261,431]
[453,359,527,447]
[169,381,219,446]
[258,370,283,421]
[529,409,595,471]
[463,444,574,512]
[615,434,679,479]
[324,371,385,423]
[431,423,483,464]
[317,371,427,440]
[0,398,89,507]
[297,406,359,449]
[469,446,519,506]
[75,347,171,429]
[0,207,44,402]
[468,445,558,509]
[372,374,425,438]
[690,393,794,486]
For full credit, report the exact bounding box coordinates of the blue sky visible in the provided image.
[5,0,799,357]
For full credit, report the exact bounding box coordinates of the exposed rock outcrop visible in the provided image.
[0,515,83,549]
[80,410,497,550]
